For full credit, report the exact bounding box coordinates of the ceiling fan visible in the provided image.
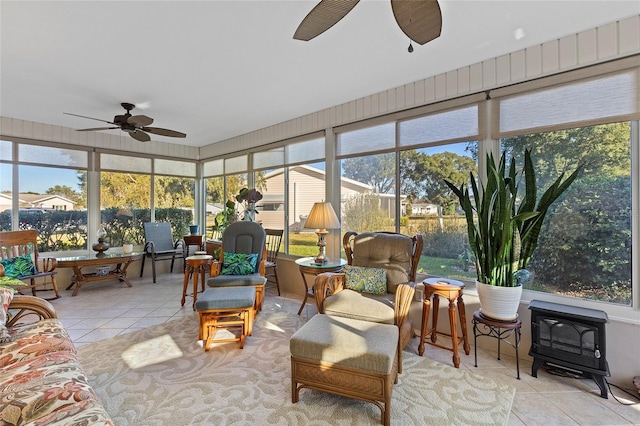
[64,102,187,142]
[293,0,442,47]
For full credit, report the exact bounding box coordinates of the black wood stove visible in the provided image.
[528,300,610,398]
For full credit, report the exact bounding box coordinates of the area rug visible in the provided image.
[77,308,515,425]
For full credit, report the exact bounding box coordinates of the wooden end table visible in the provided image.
[182,254,214,310]
[56,252,143,296]
[294,257,347,315]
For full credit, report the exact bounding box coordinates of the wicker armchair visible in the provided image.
[313,231,423,372]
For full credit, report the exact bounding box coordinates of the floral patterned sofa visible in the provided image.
[0,291,113,425]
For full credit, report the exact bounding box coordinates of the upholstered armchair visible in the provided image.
[313,231,423,372]
[207,221,267,311]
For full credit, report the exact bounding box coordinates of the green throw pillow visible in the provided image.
[344,265,387,295]
[0,254,36,278]
[221,252,258,275]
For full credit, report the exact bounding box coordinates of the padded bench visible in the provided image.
[195,287,256,350]
[290,314,399,426]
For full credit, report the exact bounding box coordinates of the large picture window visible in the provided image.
[501,123,632,305]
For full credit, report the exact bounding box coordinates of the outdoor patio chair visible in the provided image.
[140,222,185,283]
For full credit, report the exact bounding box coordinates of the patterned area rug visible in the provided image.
[77,307,515,425]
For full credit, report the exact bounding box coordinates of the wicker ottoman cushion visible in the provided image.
[195,287,256,311]
[290,314,398,374]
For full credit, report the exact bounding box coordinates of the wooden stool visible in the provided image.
[195,287,256,350]
[182,254,213,310]
[418,277,470,368]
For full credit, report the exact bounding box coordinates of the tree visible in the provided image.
[100,172,151,208]
[342,154,395,193]
[400,151,476,214]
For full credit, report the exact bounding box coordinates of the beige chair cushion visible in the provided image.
[351,233,412,293]
[290,314,398,374]
[322,289,395,324]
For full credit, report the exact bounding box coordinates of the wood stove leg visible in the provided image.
[591,373,608,399]
[531,357,545,377]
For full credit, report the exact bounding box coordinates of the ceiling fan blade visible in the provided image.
[64,112,115,125]
[130,130,151,142]
[143,127,187,138]
[391,0,442,45]
[128,115,153,127]
[293,0,360,41]
[76,127,119,132]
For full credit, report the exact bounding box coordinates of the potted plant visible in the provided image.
[213,200,238,236]
[444,149,582,320]
[235,188,263,222]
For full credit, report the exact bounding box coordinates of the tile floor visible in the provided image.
[44,272,640,425]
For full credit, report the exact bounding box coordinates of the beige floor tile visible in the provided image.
[43,272,640,426]
[545,391,633,425]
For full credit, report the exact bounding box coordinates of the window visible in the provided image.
[101,154,153,247]
[400,143,478,281]
[340,152,396,233]
[0,141,12,231]
[251,135,326,255]
[17,145,88,252]
[154,159,197,239]
[492,65,639,306]
[501,123,632,305]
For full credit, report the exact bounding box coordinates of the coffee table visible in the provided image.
[56,252,143,296]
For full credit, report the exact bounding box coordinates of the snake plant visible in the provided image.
[445,149,581,287]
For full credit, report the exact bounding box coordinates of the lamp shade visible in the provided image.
[305,202,340,230]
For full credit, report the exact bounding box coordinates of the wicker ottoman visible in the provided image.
[290,314,399,426]
[195,287,256,350]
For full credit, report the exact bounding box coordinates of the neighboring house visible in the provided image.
[410,203,439,215]
[17,193,76,211]
[257,165,400,231]
[0,193,14,212]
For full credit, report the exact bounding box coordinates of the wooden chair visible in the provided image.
[264,228,283,295]
[0,230,60,300]
[314,231,423,372]
[140,222,186,283]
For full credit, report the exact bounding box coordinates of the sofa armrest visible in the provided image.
[313,272,346,313]
[7,295,57,327]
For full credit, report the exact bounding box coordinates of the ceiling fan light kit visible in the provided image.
[294,0,442,50]
[64,102,187,142]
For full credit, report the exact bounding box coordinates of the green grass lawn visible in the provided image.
[288,232,476,281]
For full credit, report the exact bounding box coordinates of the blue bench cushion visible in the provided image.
[207,273,266,287]
[195,287,256,311]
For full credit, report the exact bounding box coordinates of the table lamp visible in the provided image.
[305,201,340,264]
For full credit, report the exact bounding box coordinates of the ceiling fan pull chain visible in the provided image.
[407,16,414,53]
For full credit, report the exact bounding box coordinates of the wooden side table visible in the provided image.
[419,277,470,368]
[184,234,204,256]
[182,254,213,310]
[294,257,347,315]
[472,310,522,379]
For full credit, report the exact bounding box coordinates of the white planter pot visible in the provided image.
[476,281,523,321]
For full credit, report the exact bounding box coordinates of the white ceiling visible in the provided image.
[2,1,639,148]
